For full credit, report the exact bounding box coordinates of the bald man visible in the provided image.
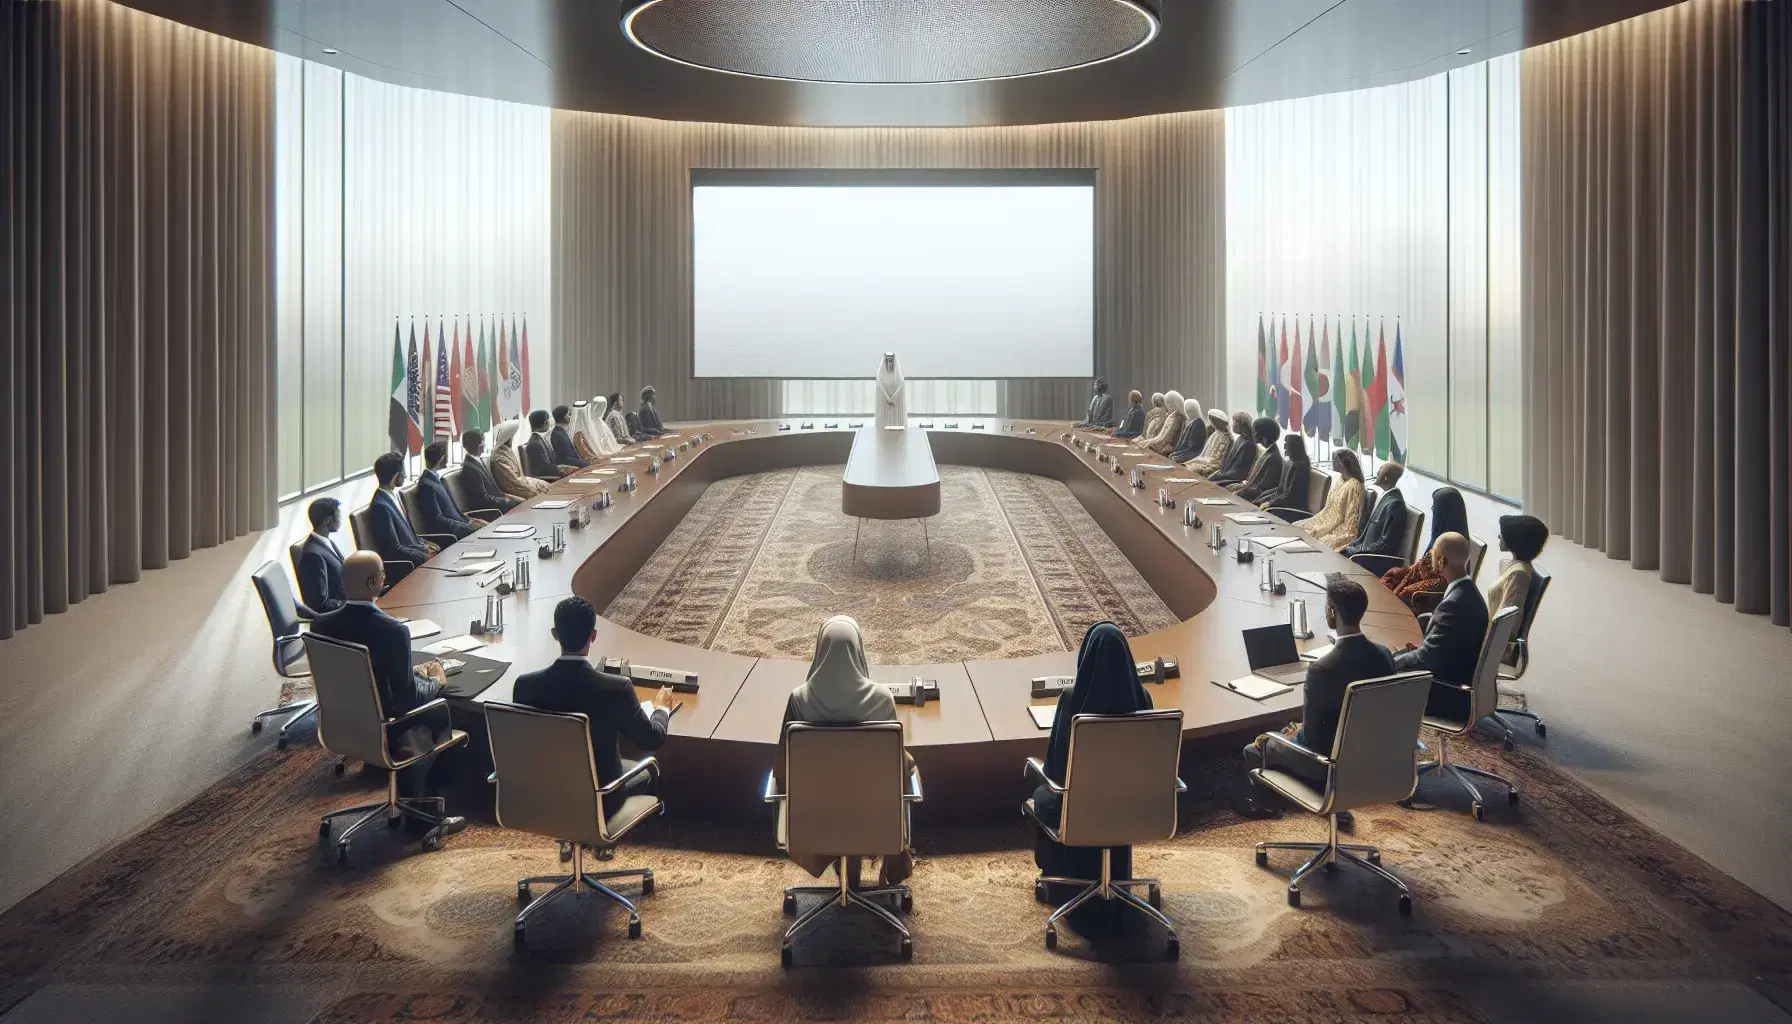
[1393,532,1489,719]
[309,552,467,837]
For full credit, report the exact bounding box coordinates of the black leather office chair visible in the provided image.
[442,467,500,522]
[250,561,316,748]
[1350,508,1426,577]
[348,507,412,592]
[397,482,460,548]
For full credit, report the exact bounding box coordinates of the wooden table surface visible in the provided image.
[377,419,1422,819]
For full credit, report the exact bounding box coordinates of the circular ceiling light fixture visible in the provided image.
[620,0,1160,85]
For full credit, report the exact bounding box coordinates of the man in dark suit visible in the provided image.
[416,441,483,541]
[1075,378,1117,429]
[459,428,520,513]
[1394,532,1489,718]
[296,497,348,615]
[549,405,590,469]
[367,452,433,584]
[1344,462,1409,559]
[308,552,466,836]
[522,409,575,479]
[636,385,666,438]
[1237,576,1396,821]
[512,597,678,817]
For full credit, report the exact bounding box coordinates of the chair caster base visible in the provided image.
[1535,722,1547,738]
[1368,851,1381,866]
[1471,803,1485,822]
[783,893,797,915]
[1501,736,1515,752]
[558,841,573,862]
[514,926,526,948]
[1255,849,1269,867]
[1034,880,1050,903]
[251,720,264,734]
[1045,928,1058,950]
[899,891,913,914]
[1396,798,1415,809]
[1287,887,1301,908]
[276,736,288,750]
[332,759,347,776]
[318,819,331,838]
[336,844,350,867]
[1398,893,1413,916]
[1322,861,1338,875]
[1165,935,1179,960]
[780,944,794,968]
[642,871,654,896]
[518,881,531,901]
[628,916,642,940]
[899,937,913,961]
[1508,789,1520,806]
[421,829,444,852]
[1148,885,1161,909]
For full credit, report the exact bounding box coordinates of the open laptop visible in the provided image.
[1241,624,1309,685]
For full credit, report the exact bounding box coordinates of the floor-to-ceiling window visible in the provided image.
[1226,53,1524,503]
[274,56,552,501]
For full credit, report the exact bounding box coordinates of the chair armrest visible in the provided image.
[1416,612,1433,630]
[386,697,449,729]
[1260,731,1333,768]
[1023,757,1065,795]
[763,771,785,804]
[465,508,501,522]
[904,766,924,803]
[417,531,458,547]
[598,756,659,795]
[1263,506,1306,519]
[1410,589,1445,616]
[1350,552,1406,575]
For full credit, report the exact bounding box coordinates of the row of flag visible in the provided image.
[388,314,532,455]
[1254,313,1408,464]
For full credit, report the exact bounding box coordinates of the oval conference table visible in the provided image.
[379,419,1422,822]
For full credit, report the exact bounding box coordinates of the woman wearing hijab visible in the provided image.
[1145,390,1189,456]
[490,419,551,500]
[874,353,908,429]
[1032,621,1153,903]
[1380,485,1470,604]
[1186,408,1234,473]
[1257,432,1312,515]
[1110,391,1147,438]
[1139,393,1166,445]
[776,615,913,886]
[1226,417,1283,495]
[575,396,616,459]
[605,392,635,444]
[1208,412,1260,485]
[568,400,600,462]
[1293,449,1368,547]
[1488,514,1548,615]
[1169,398,1207,462]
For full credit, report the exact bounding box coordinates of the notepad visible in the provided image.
[489,525,536,537]
[1224,513,1272,525]
[533,499,574,510]
[1197,497,1233,505]
[420,634,486,655]
[1275,541,1319,554]
[400,618,441,640]
[1162,477,1200,483]
[1213,675,1293,700]
[1137,463,1178,471]
[457,549,496,560]
[1300,642,1335,662]
[1028,704,1057,730]
[1252,535,1305,549]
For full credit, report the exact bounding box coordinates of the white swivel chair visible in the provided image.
[1401,606,1524,821]
[1253,671,1434,913]
[303,634,469,864]
[763,721,921,966]
[485,701,664,947]
[1024,709,1186,958]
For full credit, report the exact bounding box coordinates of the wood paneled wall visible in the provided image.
[550,111,1226,422]
[1522,0,1791,626]
[1,0,276,640]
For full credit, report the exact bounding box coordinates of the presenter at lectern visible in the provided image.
[875,352,907,429]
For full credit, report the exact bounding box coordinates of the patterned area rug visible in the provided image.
[3,730,1788,1023]
[605,466,1179,663]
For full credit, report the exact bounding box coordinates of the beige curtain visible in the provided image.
[1522,0,1791,627]
[550,112,1225,423]
[1,0,276,640]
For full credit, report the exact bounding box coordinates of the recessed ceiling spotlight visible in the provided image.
[322,47,339,54]
[1456,47,1472,55]
[620,0,1161,85]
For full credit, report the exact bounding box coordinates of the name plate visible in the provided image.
[602,658,700,692]
[885,678,940,706]
[1135,656,1180,682]
[1030,675,1075,699]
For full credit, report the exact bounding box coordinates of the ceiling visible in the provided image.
[117,0,1678,126]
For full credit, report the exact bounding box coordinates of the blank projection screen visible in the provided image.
[692,170,1094,378]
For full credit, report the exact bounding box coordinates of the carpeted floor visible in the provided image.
[604,466,1179,663]
[3,726,1789,1023]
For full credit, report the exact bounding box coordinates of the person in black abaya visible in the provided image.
[1031,621,1153,906]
